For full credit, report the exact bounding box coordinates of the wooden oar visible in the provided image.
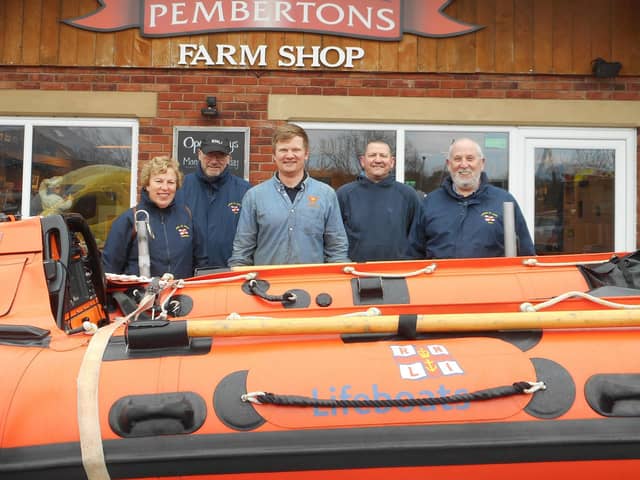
[185,309,640,338]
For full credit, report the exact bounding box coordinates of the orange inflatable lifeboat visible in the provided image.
[2,214,640,480]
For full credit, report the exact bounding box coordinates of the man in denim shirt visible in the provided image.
[228,124,350,266]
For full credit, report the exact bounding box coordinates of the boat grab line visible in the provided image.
[241,381,546,409]
[520,291,640,312]
[522,258,609,267]
[343,263,437,278]
[104,271,258,287]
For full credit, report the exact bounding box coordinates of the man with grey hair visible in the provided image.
[407,137,535,259]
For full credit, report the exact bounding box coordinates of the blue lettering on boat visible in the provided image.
[311,384,470,416]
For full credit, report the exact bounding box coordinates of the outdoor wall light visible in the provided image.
[591,58,622,78]
[201,96,218,117]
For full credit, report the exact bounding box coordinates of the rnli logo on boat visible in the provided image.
[176,224,191,238]
[390,344,464,380]
[228,202,241,214]
[481,211,499,224]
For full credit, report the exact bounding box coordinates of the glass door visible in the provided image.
[519,129,636,254]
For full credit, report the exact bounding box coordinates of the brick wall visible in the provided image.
[2,65,640,185]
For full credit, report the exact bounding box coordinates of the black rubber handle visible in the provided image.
[117,396,195,434]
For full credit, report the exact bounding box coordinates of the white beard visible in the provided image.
[451,170,481,193]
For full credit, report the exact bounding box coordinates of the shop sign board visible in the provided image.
[66,0,481,40]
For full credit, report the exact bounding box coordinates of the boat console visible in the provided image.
[40,213,108,333]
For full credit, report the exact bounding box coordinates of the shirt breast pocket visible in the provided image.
[300,205,325,236]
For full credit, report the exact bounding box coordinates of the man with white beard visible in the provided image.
[407,138,535,259]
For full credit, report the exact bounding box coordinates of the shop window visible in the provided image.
[0,126,25,216]
[299,123,636,254]
[0,119,137,248]
[305,128,396,189]
[405,130,509,196]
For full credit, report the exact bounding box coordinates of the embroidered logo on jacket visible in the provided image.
[307,195,319,207]
[228,202,241,214]
[481,211,499,224]
[176,224,191,238]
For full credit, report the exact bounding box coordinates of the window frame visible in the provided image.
[0,116,139,217]
[297,122,637,252]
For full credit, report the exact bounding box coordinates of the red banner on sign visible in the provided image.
[64,0,481,40]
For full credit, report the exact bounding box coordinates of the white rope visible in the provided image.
[180,272,258,286]
[520,290,640,312]
[105,272,153,284]
[105,271,257,287]
[77,290,157,479]
[522,258,609,268]
[343,263,437,278]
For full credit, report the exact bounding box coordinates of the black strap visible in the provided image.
[110,290,152,321]
[248,279,296,303]
[397,314,418,340]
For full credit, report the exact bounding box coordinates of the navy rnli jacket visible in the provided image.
[407,173,536,259]
[102,190,207,279]
[177,166,250,269]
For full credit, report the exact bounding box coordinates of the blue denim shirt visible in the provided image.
[228,174,350,266]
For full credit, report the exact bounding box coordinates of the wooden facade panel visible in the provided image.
[114,30,135,67]
[39,1,61,66]
[59,0,80,66]
[357,38,380,72]
[494,0,515,72]
[612,0,640,74]
[265,32,286,69]
[397,35,418,73]
[94,33,115,67]
[0,2,9,63]
[475,0,496,72]
[133,36,153,68]
[378,41,398,72]
[513,0,534,74]
[2,0,639,75]
[588,0,612,63]
[417,37,438,73]
[0,2,4,64]
[151,37,172,68]
[445,0,477,73]
[3,1,24,65]
[571,1,592,73]
[21,0,43,66]
[551,2,573,75]
[532,0,553,74]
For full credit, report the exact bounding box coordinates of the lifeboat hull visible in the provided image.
[1,215,640,480]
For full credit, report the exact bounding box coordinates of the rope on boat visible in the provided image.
[242,381,546,408]
[105,271,258,287]
[520,290,640,312]
[181,272,258,286]
[248,278,297,303]
[343,263,437,278]
[522,258,609,267]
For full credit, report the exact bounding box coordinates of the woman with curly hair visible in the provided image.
[102,156,207,279]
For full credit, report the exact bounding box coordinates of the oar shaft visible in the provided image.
[185,309,640,337]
